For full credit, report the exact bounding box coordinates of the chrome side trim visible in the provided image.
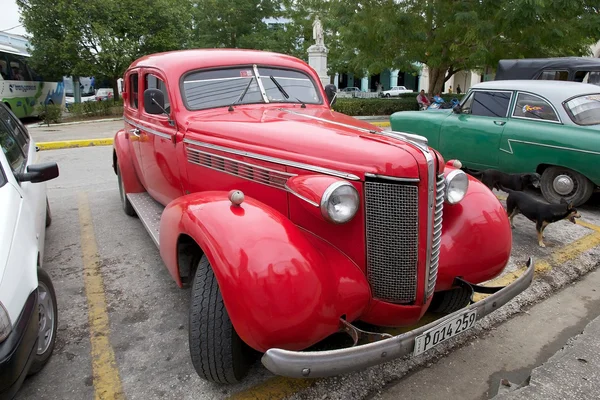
[183,138,361,181]
[261,258,535,378]
[186,146,294,190]
[284,184,319,207]
[364,173,419,183]
[499,138,600,156]
[124,117,172,140]
[278,109,429,149]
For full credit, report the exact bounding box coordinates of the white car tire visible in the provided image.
[28,268,58,375]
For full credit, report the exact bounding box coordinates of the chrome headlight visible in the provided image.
[320,182,360,224]
[0,302,11,343]
[445,170,469,204]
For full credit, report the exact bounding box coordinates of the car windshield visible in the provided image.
[564,94,600,126]
[182,66,322,111]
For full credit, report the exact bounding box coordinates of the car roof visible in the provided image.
[127,49,314,78]
[470,80,600,102]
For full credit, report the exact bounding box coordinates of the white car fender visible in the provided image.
[0,144,44,325]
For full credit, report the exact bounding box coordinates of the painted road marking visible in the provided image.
[227,377,314,400]
[370,121,390,127]
[37,138,114,150]
[78,192,125,400]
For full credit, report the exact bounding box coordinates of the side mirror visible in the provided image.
[453,104,462,114]
[16,162,59,183]
[324,84,338,107]
[143,88,165,115]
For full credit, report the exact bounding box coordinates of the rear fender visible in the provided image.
[113,129,144,193]
[436,167,512,291]
[159,191,370,352]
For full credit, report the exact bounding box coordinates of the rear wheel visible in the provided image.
[116,162,136,217]
[189,255,253,383]
[385,93,391,98]
[540,166,594,207]
[28,268,58,375]
[428,287,472,314]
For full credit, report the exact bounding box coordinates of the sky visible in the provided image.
[0,0,27,36]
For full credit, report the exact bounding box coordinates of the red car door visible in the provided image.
[137,69,183,206]
[123,70,146,189]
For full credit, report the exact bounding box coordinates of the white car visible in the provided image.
[0,103,59,399]
[381,86,413,97]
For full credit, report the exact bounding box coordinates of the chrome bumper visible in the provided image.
[261,257,535,378]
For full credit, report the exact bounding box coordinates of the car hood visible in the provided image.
[183,106,429,179]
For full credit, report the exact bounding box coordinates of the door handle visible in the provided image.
[129,128,140,137]
[494,121,506,126]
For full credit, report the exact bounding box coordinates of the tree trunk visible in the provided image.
[111,77,120,102]
[428,67,447,95]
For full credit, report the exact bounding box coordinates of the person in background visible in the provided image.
[456,84,462,94]
[448,85,453,94]
[433,92,444,103]
[416,89,430,109]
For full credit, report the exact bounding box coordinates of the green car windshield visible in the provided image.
[564,94,600,126]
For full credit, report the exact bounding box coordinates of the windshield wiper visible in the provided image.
[270,76,306,108]
[228,77,255,111]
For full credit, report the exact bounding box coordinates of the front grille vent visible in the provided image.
[426,174,445,298]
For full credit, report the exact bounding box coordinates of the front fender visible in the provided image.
[436,169,512,291]
[113,129,144,194]
[159,191,370,352]
[389,110,448,149]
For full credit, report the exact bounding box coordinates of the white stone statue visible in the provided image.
[312,16,324,46]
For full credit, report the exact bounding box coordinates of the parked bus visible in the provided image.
[0,44,65,118]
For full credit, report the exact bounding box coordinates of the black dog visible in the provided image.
[502,187,581,247]
[462,168,540,192]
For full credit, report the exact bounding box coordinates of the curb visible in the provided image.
[370,121,390,127]
[36,138,114,150]
[26,117,122,129]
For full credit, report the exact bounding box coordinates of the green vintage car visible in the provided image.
[390,80,600,206]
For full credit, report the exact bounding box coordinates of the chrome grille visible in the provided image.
[365,181,419,303]
[186,146,293,189]
[426,174,445,298]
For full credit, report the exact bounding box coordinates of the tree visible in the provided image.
[327,0,600,94]
[18,0,193,100]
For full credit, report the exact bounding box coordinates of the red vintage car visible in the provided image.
[112,49,534,384]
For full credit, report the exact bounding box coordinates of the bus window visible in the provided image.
[6,53,32,81]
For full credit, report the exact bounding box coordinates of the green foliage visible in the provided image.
[68,100,123,119]
[333,95,465,116]
[18,0,194,96]
[34,104,63,124]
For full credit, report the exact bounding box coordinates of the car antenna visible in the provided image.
[229,77,255,112]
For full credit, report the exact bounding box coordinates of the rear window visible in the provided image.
[564,94,600,126]
[182,66,321,111]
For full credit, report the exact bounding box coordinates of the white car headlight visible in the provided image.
[445,170,469,204]
[0,302,11,343]
[320,182,360,224]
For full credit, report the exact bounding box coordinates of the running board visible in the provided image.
[127,193,164,248]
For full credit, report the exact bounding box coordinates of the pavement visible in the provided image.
[14,118,600,400]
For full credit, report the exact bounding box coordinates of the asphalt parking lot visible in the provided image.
[14,140,600,400]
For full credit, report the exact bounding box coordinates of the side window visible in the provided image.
[538,70,568,81]
[0,165,6,187]
[0,119,25,172]
[5,53,32,81]
[470,91,511,118]
[0,106,29,152]
[144,74,171,112]
[512,93,559,122]
[129,73,139,109]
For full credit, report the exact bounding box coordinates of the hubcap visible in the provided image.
[37,282,55,355]
[553,174,574,196]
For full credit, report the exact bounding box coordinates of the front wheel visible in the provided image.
[116,162,136,217]
[540,166,594,207]
[28,268,58,375]
[385,93,391,98]
[189,255,253,383]
[428,286,472,314]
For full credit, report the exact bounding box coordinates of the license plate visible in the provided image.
[413,310,477,356]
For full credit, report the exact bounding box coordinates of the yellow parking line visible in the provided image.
[37,138,114,150]
[78,192,125,400]
[227,377,315,400]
